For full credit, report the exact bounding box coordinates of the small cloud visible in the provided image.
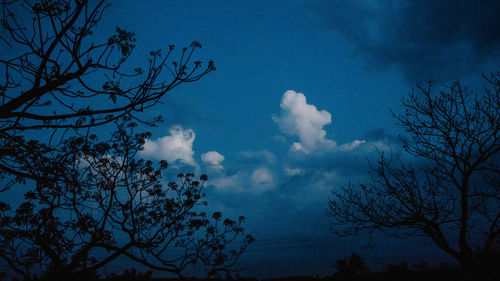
[140,126,198,168]
[250,167,274,191]
[284,166,301,176]
[201,151,225,171]
[291,142,307,153]
[339,139,366,151]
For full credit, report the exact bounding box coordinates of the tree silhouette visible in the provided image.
[333,253,368,280]
[0,0,252,279]
[0,0,214,182]
[328,72,500,268]
[0,119,253,279]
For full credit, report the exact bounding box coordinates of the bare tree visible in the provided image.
[0,0,214,182]
[328,72,500,268]
[0,119,253,280]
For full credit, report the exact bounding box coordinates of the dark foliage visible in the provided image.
[0,0,252,279]
[333,253,369,280]
[0,118,252,280]
[0,119,253,280]
[105,268,152,281]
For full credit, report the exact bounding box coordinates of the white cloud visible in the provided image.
[291,142,307,152]
[273,90,365,153]
[273,90,335,152]
[201,151,225,171]
[140,126,198,168]
[284,166,301,176]
[251,167,274,191]
[339,139,366,151]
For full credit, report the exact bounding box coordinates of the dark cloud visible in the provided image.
[306,0,500,82]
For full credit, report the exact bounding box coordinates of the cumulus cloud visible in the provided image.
[273,90,364,153]
[208,93,396,196]
[140,126,198,168]
[306,0,500,82]
[267,91,400,197]
[201,151,225,171]
[272,90,335,152]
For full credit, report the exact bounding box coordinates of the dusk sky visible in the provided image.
[54,0,500,278]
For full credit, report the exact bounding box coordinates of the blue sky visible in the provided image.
[96,0,500,277]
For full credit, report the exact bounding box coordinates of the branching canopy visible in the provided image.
[328,72,500,266]
[0,119,253,279]
[0,0,214,131]
[0,0,214,183]
[0,1,253,279]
